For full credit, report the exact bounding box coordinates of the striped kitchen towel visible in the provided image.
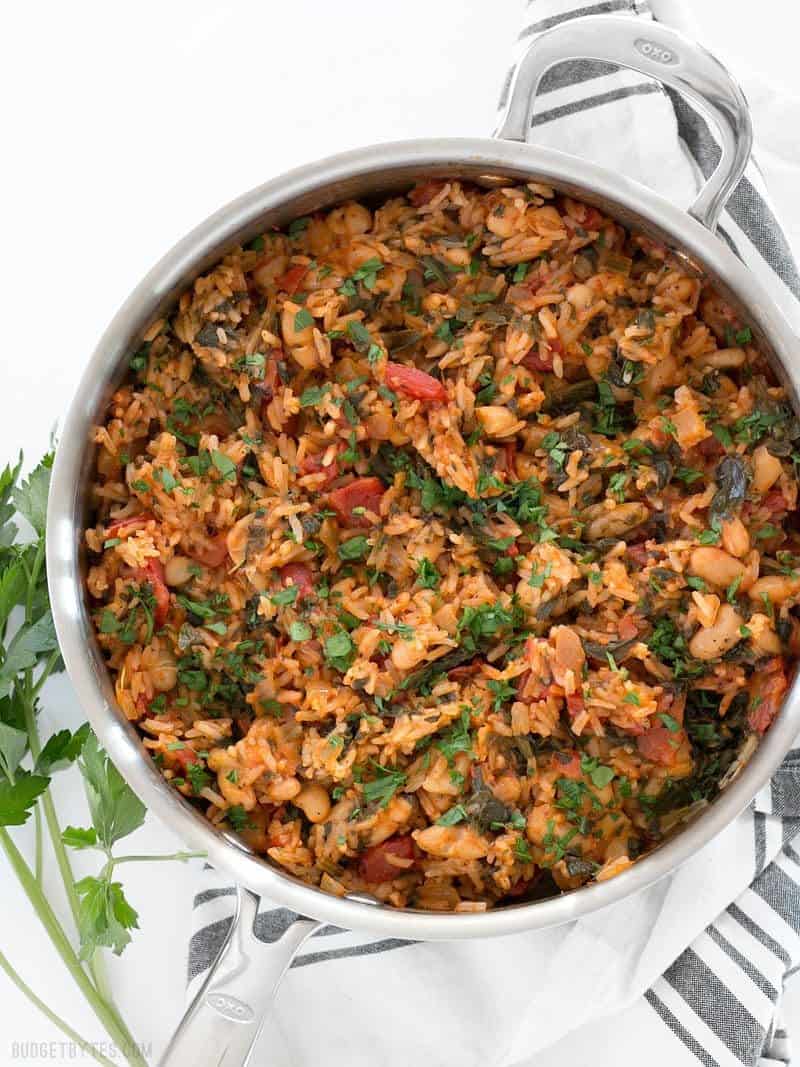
[186,3,800,1065]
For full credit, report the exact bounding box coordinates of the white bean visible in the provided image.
[294,783,331,823]
[164,555,194,587]
[720,517,750,558]
[689,546,745,588]
[688,603,743,660]
[752,445,782,494]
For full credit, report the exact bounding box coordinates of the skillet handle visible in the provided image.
[159,888,321,1067]
[494,13,753,233]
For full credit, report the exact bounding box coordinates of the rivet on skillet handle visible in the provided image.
[494,13,754,233]
[158,887,322,1067]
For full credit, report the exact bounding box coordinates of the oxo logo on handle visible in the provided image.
[206,992,256,1023]
[634,37,680,65]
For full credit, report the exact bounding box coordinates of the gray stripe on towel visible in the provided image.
[663,947,766,1062]
[644,988,722,1067]
[728,903,791,969]
[519,1,634,39]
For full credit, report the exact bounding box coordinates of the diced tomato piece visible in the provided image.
[581,206,604,230]
[385,362,447,403]
[551,751,582,780]
[196,410,233,438]
[278,563,314,599]
[299,452,340,488]
[637,725,678,766]
[188,532,229,569]
[618,616,639,641]
[268,811,296,849]
[503,442,517,476]
[134,558,170,627]
[328,477,385,528]
[448,662,481,682]
[171,745,200,771]
[515,668,531,697]
[626,542,649,567]
[748,661,788,733]
[408,180,446,207]
[106,513,154,538]
[762,490,787,515]
[522,348,554,372]
[695,435,724,459]
[358,835,416,884]
[275,264,308,295]
[252,350,284,416]
[565,692,585,717]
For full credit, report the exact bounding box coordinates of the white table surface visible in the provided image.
[1,2,799,1063]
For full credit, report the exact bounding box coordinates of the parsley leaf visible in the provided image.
[12,454,53,535]
[290,621,312,642]
[211,451,237,483]
[299,385,330,407]
[78,733,146,849]
[363,760,406,808]
[294,308,314,331]
[61,826,99,850]
[35,724,91,775]
[75,875,140,959]
[347,320,373,353]
[437,804,467,826]
[0,771,49,826]
[338,535,369,561]
[324,632,354,672]
[416,558,440,590]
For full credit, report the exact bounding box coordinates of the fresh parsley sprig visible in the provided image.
[0,453,202,1066]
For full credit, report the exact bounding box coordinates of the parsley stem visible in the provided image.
[20,689,138,1061]
[112,850,206,865]
[0,946,117,1067]
[33,802,43,883]
[0,829,148,1067]
[31,648,62,696]
[25,537,46,625]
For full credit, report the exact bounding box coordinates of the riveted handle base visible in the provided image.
[495,14,753,232]
[160,888,321,1067]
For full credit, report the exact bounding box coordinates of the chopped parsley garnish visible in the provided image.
[437,804,468,826]
[290,621,312,642]
[580,756,615,789]
[340,257,383,294]
[658,712,681,733]
[324,632,354,672]
[338,535,370,561]
[436,708,474,765]
[299,384,330,407]
[362,761,406,808]
[486,678,516,711]
[294,308,314,332]
[271,586,299,607]
[514,837,534,863]
[416,558,440,590]
[346,320,373,352]
[211,451,237,483]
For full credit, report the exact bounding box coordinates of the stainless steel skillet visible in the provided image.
[46,14,799,1066]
